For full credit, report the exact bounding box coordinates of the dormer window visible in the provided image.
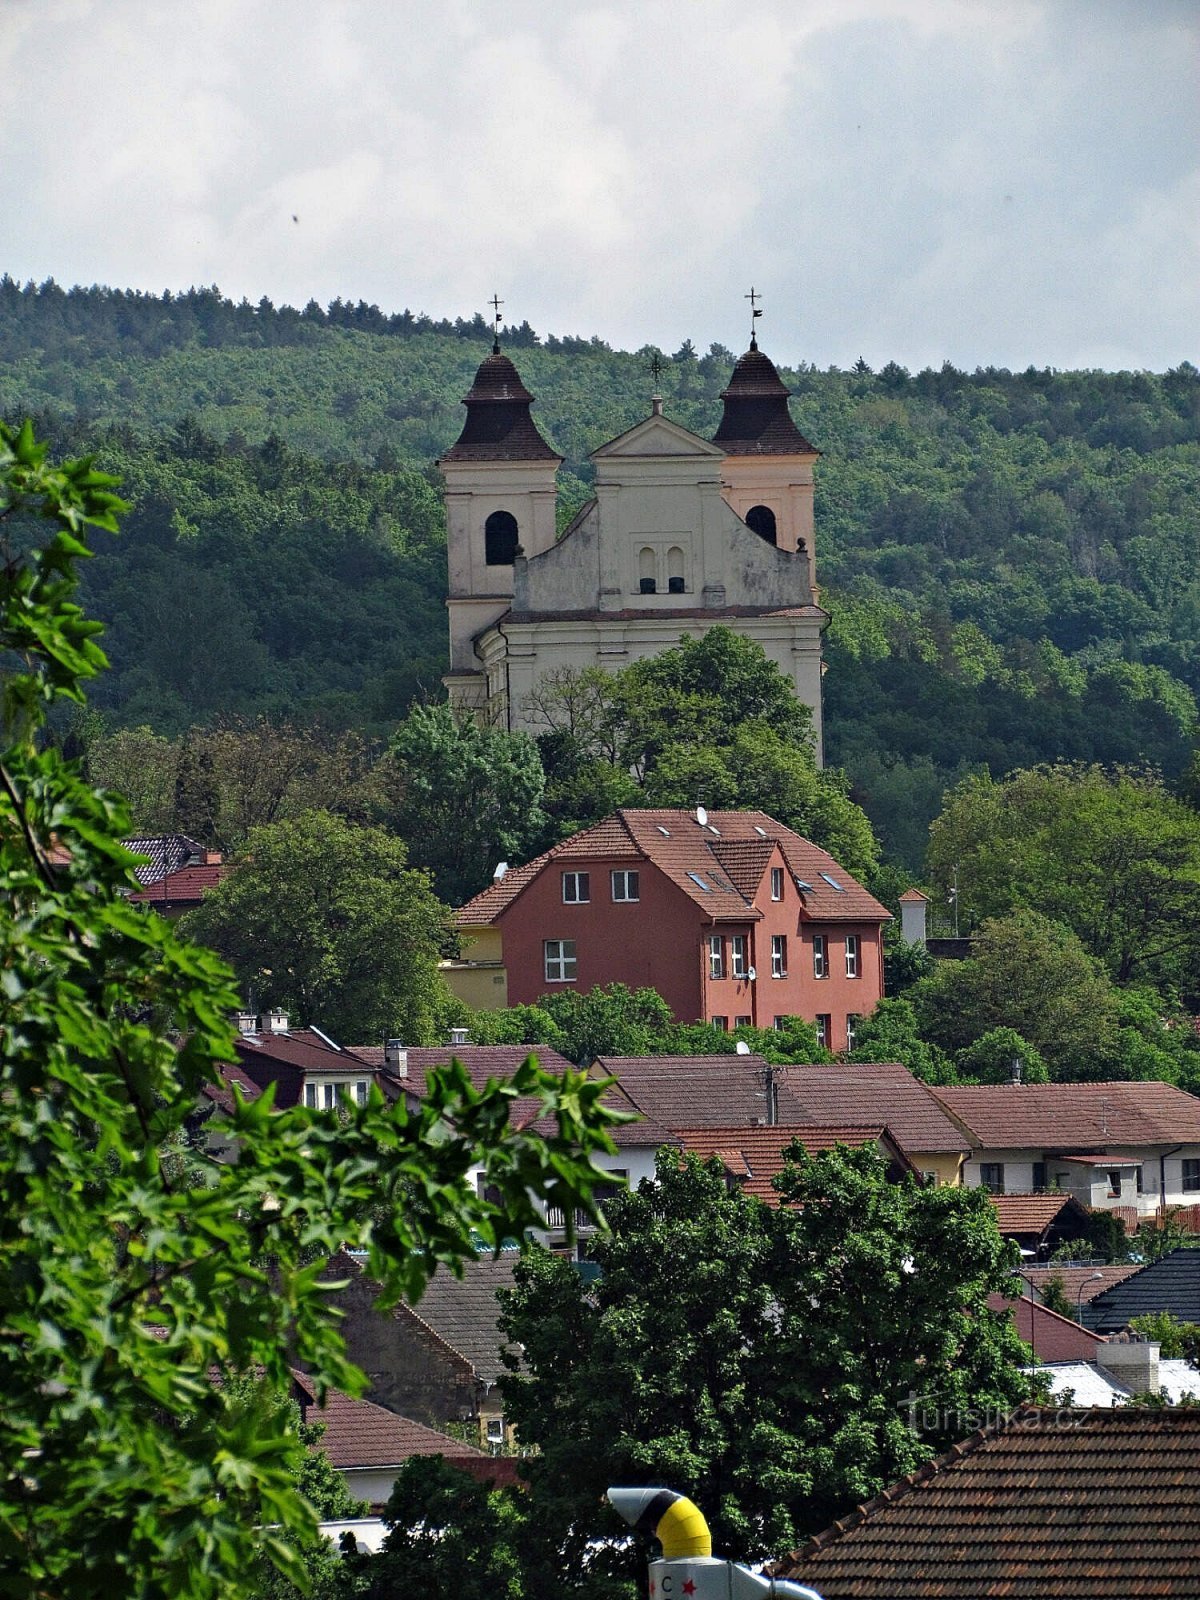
[485,510,519,565]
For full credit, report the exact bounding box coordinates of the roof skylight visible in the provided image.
[657,826,671,837]
[686,872,712,891]
[819,872,845,891]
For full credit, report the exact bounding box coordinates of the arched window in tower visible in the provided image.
[485,510,519,566]
[746,504,778,545]
[667,546,686,594]
[639,546,657,595]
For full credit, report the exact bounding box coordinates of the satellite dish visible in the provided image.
[736,1040,752,1055]
[493,861,508,881]
[746,967,757,982]
[696,805,708,827]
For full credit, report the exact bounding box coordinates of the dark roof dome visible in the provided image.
[712,340,819,456]
[440,350,561,464]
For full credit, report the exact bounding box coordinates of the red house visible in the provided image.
[451,808,889,1052]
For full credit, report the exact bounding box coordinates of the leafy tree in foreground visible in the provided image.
[184,809,450,1042]
[0,420,619,1600]
[499,1147,1030,1591]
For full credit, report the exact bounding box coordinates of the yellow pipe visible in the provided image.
[654,1493,712,1559]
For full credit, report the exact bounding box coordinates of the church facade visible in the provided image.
[439,337,827,756]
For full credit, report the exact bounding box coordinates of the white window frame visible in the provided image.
[771,934,787,977]
[735,1015,752,1029]
[770,866,784,901]
[611,869,639,903]
[562,871,590,904]
[711,1016,728,1032]
[708,934,725,980]
[815,1013,831,1050]
[485,1416,505,1445]
[1184,1159,1200,1194]
[812,934,828,979]
[304,1083,317,1109]
[980,1162,1005,1195]
[544,939,577,982]
[845,934,860,978]
[355,1080,369,1106]
[846,1013,860,1052]
[731,934,748,978]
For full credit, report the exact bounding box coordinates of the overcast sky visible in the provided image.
[2,0,1196,371]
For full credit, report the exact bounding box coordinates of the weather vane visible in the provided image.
[648,351,667,387]
[745,285,763,348]
[489,293,504,353]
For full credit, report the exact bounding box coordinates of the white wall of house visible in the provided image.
[963,1144,1200,1216]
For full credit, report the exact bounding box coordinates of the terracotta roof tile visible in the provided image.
[130,861,229,905]
[987,1292,1107,1362]
[671,1123,917,1203]
[1020,1264,1141,1304]
[779,1405,1200,1597]
[290,1368,484,1468]
[596,1054,804,1130]
[774,1063,970,1156]
[933,1081,1200,1148]
[457,809,889,927]
[989,1193,1091,1234]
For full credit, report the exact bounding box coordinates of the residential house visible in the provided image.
[351,1041,668,1254]
[124,833,210,885]
[1082,1247,1200,1334]
[320,1249,517,1450]
[1035,1331,1200,1408]
[988,1291,1107,1367]
[129,855,228,917]
[932,1080,1200,1220]
[669,1123,919,1202]
[228,1013,382,1110]
[450,808,890,1052]
[289,1366,494,1507]
[1019,1263,1141,1307]
[593,1056,969,1185]
[777,1406,1200,1597]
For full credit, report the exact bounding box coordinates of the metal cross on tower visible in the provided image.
[745,285,763,347]
[489,293,504,353]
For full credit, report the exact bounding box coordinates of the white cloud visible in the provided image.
[0,0,1194,368]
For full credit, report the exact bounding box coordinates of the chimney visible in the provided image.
[263,1010,290,1034]
[448,1027,471,1047]
[233,1010,258,1035]
[1009,1056,1022,1086]
[383,1039,408,1078]
[1097,1331,1160,1397]
[205,850,222,865]
[899,889,929,946]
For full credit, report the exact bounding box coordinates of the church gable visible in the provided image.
[590,413,724,461]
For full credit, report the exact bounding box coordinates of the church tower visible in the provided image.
[713,336,820,602]
[439,343,561,715]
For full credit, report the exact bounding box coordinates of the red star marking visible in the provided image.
[682,1582,696,1595]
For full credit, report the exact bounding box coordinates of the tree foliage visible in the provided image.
[926,764,1200,998]
[498,1148,1031,1589]
[0,421,620,1600]
[388,702,548,905]
[184,810,451,1042]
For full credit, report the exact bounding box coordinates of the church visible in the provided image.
[439,325,827,756]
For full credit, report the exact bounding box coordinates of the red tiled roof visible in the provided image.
[235,1028,375,1077]
[775,1063,970,1156]
[671,1124,917,1203]
[933,1081,1200,1149]
[200,1060,263,1113]
[779,1406,1200,1597]
[1020,1264,1142,1305]
[130,861,228,905]
[596,1055,802,1131]
[290,1368,485,1468]
[988,1292,1106,1362]
[457,809,889,927]
[898,888,928,903]
[989,1193,1091,1235]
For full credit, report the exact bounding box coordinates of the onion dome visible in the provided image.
[712,339,818,456]
[440,350,561,463]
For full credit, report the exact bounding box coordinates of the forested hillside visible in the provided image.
[3,276,1198,868]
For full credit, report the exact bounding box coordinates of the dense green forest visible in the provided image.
[3,276,1198,869]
